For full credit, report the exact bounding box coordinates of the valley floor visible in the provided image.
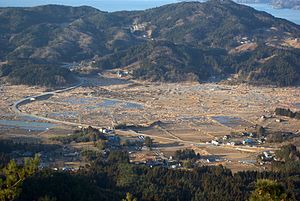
[1,73,300,172]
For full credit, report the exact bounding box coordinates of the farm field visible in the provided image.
[1,74,300,171]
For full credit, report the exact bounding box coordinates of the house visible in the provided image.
[242,132,252,137]
[260,115,266,121]
[62,167,75,172]
[242,138,255,145]
[229,141,236,146]
[168,161,182,169]
[263,151,274,159]
[100,128,114,134]
[146,159,163,168]
[229,141,242,146]
[211,140,220,146]
[223,135,231,141]
[206,158,216,163]
[261,151,275,161]
[117,70,129,77]
[257,138,266,144]
[138,135,145,140]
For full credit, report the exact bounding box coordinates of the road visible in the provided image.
[11,80,88,126]
[10,78,273,153]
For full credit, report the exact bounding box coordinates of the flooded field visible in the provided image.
[0,119,57,131]
[62,97,144,110]
[1,74,300,172]
[11,74,300,138]
[48,111,78,119]
[97,99,120,107]
[63,97,98,105]
[212,116,252,128]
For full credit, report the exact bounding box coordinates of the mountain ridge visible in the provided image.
[0,0,300,86]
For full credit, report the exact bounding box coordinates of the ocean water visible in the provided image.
[245,3,300,25]
[0,1,299,24]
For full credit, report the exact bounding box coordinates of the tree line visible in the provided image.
[1,141,300,201]
[275,108,300,119]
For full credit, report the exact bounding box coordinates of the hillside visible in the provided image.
[1,0,300,86]
[0,60,77,87]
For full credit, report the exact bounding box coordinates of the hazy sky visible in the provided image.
[0,0,299,24]
[0,0,179,11]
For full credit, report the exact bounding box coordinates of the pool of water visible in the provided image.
[85,106,98,110]
[1,114,44,122]
[178,116,206,121]
[212,116,251,128]
[48,111,78,118]
[122,102,144,109]
[19,115,41,121]
[295,103,300,109]
[97,99,121,107]
[95,99,144,109]
[0,119,57,131]
[191,85,221,91]
[62,97,144,110]
[63,97,98,104]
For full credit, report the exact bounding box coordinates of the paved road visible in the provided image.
[10,79,210,146]
[11,80,88,127]
[10,78,272,153]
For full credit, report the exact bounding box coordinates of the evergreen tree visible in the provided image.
[250,179,294,201]
[122,193,137,201]
[0,155,39,201]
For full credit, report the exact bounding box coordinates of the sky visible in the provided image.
[0,0,299,24]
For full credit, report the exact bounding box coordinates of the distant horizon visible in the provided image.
[0,0,299,24]
[0,0,179,11]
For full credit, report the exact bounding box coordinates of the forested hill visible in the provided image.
[1,0,300,86]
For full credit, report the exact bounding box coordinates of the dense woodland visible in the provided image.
[1,0,300,86]
[0,141,300,201]
[275,108,300,119]
[95,41,300,85]
[0,60,76,87]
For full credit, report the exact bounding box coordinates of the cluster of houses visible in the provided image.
[116,70,129,78]
[130,22,147,32]
[209,132,266,147]
[258,150,277,165]
[99,127,115,134]
[131,154,183,169]
[238,36,254,44]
